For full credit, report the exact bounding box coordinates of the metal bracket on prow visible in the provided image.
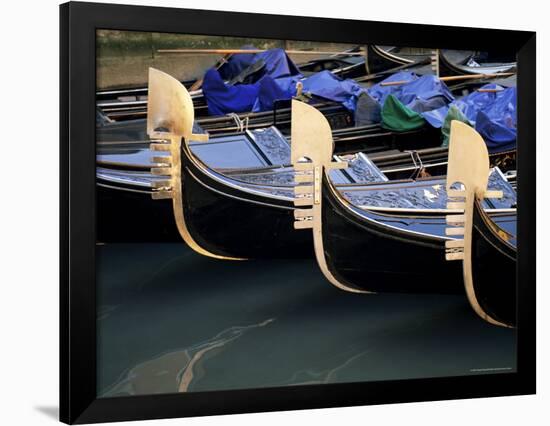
[444,120,508,327]
[444,188,503,261]
[146,68,243,260]
[290,100,370,294]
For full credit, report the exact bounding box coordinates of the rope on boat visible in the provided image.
[227,113,249,132]
[404,150,425,180]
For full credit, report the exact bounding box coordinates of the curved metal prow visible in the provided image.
[147,68,207,142]
[147,68,243,260]
[291,100,370,294]
[444,121,507,327]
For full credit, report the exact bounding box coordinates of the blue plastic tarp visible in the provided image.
[203,71,300,116]
[355,72,455,127]
[217,47,301,83]
[204,68,369,115]
[422,83,517,152]
[475,86,516,152]
[301,71,366,112]
[367,71,419,104]
[217,45,257,80]
[202,68,261,115]
[368,73,454,113]
[252,75,298,112]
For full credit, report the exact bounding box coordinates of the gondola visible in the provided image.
[296,46,368,79]
[97,100,355,141]
[98,69,516,246]
[99,68,445,246]
[364,45,433,75]
[96,47,365,104]
[98,67,518,162]
[99,69,516,284]
[96,48,366,121]
[436,49,516,78]
[96,123,451,244]
[444,121,516,327]
[289,101,516,296]
[467,198,516,326]
[97,46,439,122]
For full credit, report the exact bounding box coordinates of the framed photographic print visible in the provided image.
[60,1,536,423]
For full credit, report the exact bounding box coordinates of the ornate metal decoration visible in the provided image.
[147,68,243,260]
[444,121,508,327]
[290,100,369,294]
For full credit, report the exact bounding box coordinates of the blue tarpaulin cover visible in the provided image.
[252,75,298,112]
[367,71,419,104]
[356,72,455,127]
[205,57,516,152]
[217,47,301,83]
[203,66,368,115]
[203,47,303,115]
[202,68,262,115]
[301,71,365,112]
[423,83,517,152]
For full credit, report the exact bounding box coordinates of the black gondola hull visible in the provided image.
[471,198,517,326]
[321,176,464,294]
[180,144,313,259]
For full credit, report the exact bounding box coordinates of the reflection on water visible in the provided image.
[97,243,516,397]
[103,318,275,396]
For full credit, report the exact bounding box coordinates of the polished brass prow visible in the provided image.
[291,100,369,294]
[444,120,506,327]
[146,68,243,260]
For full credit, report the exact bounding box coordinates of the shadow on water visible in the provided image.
[97,243,516,397]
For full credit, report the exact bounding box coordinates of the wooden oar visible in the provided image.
[157,48,365,56]
[477,88,505,93]
[188,53,233,91]
[379,72,515,86]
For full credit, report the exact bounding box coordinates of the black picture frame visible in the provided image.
[60,1,536,423]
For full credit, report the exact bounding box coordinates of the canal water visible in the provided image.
[96,242,516,397]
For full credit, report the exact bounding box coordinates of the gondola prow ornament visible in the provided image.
[444,121,511,327]
[291,100,370,293]
[147,67,242,260]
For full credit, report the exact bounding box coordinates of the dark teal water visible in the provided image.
[96,243,516,397]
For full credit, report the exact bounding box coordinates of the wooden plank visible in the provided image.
[157,48,365,56]
[381,72,515,86]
